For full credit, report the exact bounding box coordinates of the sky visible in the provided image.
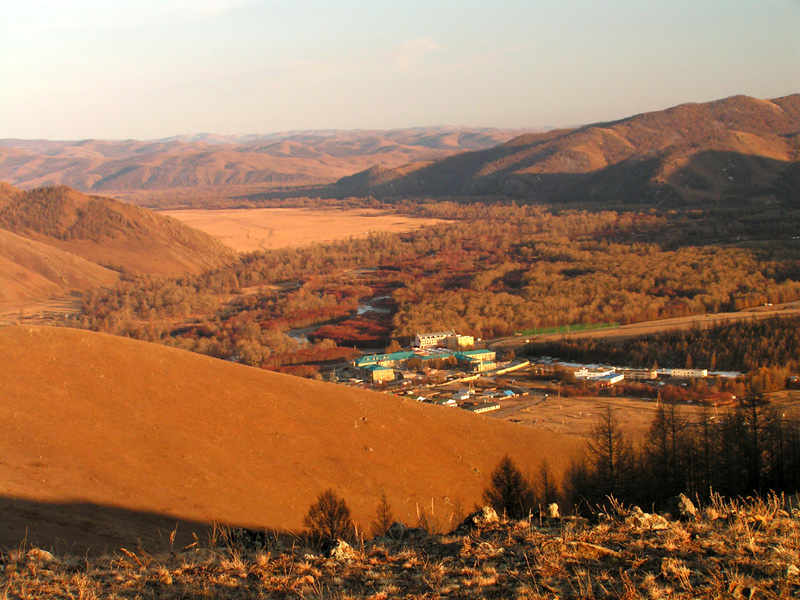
[1,0,799,140]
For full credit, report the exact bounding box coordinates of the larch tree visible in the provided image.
[483,454,534,519]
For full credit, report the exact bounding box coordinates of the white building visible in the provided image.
[623,369,658,380]
[463,402,501,414]
[414,331,474,349]
[671,368,708,378]
[574,368,616,380]
[597,373,625,386]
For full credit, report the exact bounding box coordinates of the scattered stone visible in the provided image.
[563,516,590,530]
[625,506,669,531]
[787,564,799,578]
[667,494,698,521]
[26,549,56,564]
[458,506,499,531]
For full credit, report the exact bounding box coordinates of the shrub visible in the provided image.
[303,488,355,546]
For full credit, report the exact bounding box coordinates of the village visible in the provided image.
[333,330,729,425]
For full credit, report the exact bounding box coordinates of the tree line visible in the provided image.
[64,202,800,374]
[531,316,800,395]
[482,399,800,520]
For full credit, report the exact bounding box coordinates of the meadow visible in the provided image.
[159,207,445,252]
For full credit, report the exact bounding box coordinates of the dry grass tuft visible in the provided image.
[3,493,800,599]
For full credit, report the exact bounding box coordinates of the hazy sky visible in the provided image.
[1,0,798,140]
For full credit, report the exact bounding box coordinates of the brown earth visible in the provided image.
[0,325,581,553]
[159,207,445,252]
[496,393,714,438]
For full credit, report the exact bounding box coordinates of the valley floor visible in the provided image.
[158,207,445,252]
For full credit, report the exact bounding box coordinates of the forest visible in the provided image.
[489,395,800,517]
[533,316,800,394]
[66,201,800,379]
[560,398,800,512]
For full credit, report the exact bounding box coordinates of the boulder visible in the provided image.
[625,506,669,531]
[224,527,269,552]
[26,549,56,564]
[667,494,698,521]
[327,539,357,561]
[387,521,407,539]
[404,527,431,541]
[547,503,560,519]
[459,506,500,531]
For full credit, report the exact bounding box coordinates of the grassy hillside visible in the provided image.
[0,228,118,310]
[0,325,580,552]
[0,184,235,275]
[349,94,800,206]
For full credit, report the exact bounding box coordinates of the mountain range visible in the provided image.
[338,94,800,206]
[0,128,529,192]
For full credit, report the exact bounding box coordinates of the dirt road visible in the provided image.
[491,300,800,352]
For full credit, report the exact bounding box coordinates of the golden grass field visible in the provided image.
[0,325,582,552]
[159,207,445,252]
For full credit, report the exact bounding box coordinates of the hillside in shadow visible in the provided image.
[335,94,800,207]
[0,496,226,555]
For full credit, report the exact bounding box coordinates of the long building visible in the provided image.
[671,368,708,378]
[352,351,415,369]
[623,369,658,380]
[414,331,474,349]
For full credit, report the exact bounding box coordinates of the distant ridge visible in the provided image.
[339,94,800,206]
[0,325,580,551]
[0,127,532,192]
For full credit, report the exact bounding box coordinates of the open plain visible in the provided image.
[158,207,445,252]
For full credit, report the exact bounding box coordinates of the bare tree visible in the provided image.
[536,459,559,506]
[303,488,355,546]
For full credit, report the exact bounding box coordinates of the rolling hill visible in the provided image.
[0,228,118,311]
[0,325,581,552]
[341,94,800,206]
[0,128,531,193]
[0,184,235,276]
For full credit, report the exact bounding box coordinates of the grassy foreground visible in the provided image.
[3,494,800,599]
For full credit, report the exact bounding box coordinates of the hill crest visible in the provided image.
[340,93,800,206]
[0,184,235,276]
[0,127,533,193]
